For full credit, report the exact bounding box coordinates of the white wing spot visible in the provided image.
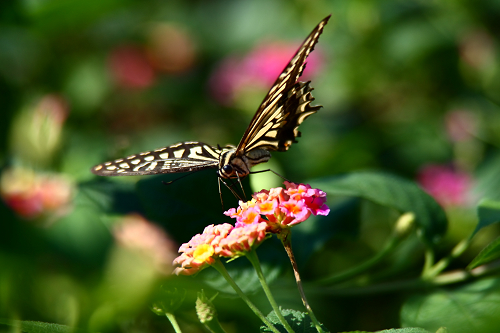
[94,165,103,171]
[105,162,111,166]
[114,159,123,163]
[154,147,166,152]
[107,166,117,170]
[144,155,155,162]
[127,155,136,159]
[147,161,158,170]
[119,163,130,168]
[140,152,150,156]
[173,149,185,158]
[159,152,169,159]
[188,146,203,158]
[131,159,141,165]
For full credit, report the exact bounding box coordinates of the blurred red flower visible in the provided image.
[108,45,156,89]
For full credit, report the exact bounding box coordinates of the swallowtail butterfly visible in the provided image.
[92,15,330,185]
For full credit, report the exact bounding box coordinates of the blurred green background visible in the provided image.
[1,0,500,332]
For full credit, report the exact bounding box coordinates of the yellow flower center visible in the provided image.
[193,244,215,263]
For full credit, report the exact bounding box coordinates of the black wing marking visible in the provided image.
[91,142,224,176]
[236,15,330,154]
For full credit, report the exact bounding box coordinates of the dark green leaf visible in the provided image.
[401,277,500,333]
[338,329,433,333]
[473,198,500,236]
[261,309,327,333]
[310,172,448,245]
[0,320,87,333]
[467,236,500,269]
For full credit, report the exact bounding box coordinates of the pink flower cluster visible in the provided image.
[225,181,329,232]
[173,182,329,275]
[173,223,267,275]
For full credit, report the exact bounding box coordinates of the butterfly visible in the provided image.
[92,15,330,191]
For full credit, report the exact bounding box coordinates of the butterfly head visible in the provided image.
[217,148,271,179]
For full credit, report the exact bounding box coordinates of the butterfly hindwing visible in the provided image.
[235,15,330,154]
[91,142,224,176]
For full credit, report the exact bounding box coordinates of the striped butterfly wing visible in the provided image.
[235,15,330,154]
[91,142,227,176]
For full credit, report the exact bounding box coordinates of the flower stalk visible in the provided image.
[212,259,280,333]
[279,230,325,333]
[245,249,295,333]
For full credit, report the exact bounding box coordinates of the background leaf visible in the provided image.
[473,198,500,237]
[467,236,500,269]
[310,172,448,245]
[401,278,500,333]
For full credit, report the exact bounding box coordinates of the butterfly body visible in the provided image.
[92,16,330,181]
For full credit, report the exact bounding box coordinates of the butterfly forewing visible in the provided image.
[91,15,331,181]
[235,15,330,155]
[91,142,224,176]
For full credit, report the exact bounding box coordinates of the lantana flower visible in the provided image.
[173,223,233,275]
[173,182,329,275]
[224,181,329,231]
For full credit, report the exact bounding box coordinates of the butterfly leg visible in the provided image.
[235,171,247,200]
[219,177,244,202]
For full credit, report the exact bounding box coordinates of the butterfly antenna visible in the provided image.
[249,169,290,182]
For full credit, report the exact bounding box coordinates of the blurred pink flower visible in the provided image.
[108,45,156,89]
[113,214,178,275]
[459,29,495,70]
[417,164,473,207]
[146,23,196,74]
[0,168,73,220]
[210,41,323,106]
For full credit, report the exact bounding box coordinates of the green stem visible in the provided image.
[421,248,435,278]
[422,238,472,279]
[317,235,400,285]
[165,313,182,333]
[212,259,280,333]
[279,230,325,333]
[246,249,296,333]
[308,259,500,297]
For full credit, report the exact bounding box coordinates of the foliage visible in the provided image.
[2,0,500,332]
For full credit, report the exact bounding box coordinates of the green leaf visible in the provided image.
[339,329,433,333]
[467,236,500,269]
[0,320,86,333]
[401,277,500,333]
[261,309,327,333]
[473,198,500,236]
[200,254,282,295]
[311,172,448,245]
